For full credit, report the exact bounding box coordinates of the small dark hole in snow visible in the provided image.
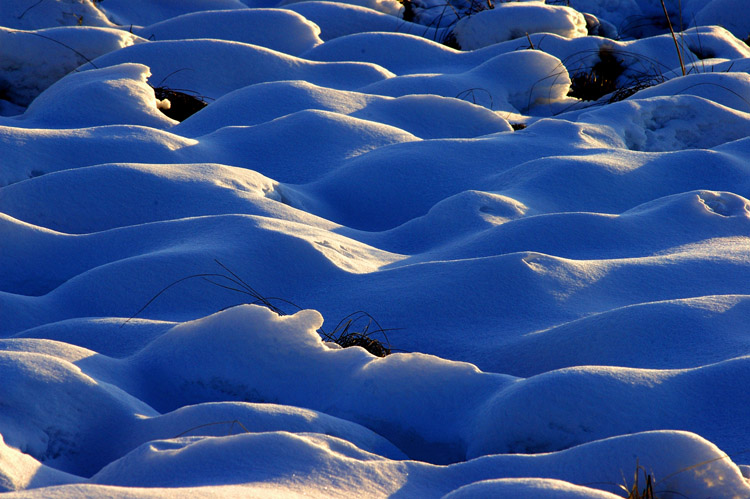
[568,45,625,102]
[442,31,461,50]
[154,87,207,122]
[399,0,416,22]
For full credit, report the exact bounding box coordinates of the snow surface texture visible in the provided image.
[2,0,750,497]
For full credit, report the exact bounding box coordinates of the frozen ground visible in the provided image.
[2,0,750,497]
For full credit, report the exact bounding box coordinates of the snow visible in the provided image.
[15,64,177,129]
[2,0,750,497]
[0,0,115,30]
[0,26,144,108]
[452,2,588,50]
[285,1,440,41]
[172,81,512,138]
[577,94,750,151]
[358,49,572,113]
[693,0,750,40]
[80,38,394,99]
[133,9,323,56]
[94,0,251,27]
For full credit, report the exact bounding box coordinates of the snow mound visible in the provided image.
[285,1,441,41]
[0,26,143,109]
[628,71,750,113]
[0,434,81,492]
[174,80,511,138]
[280,0,404,17]
[301,31,482,74]
[12,64,177,129]
[493,293,750,376]
[0,126,196,186]
[692,0,750,39]
[93,0,250,27]
[0,163,290,233]
[134,9,323,56]
[0,347,156,476]
[360,49,571,113]
[0,108,416,186]
[0,0,115,30]
[83,38,394,100]
[443,479,622,499]
[88,430,746,497]
[578,94,750,151]
[452,2,588,50]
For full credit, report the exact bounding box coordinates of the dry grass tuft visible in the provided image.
[567,45,624,101]
[322,311,393,357]
[125,260,395,357]
[621,464,656,499]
